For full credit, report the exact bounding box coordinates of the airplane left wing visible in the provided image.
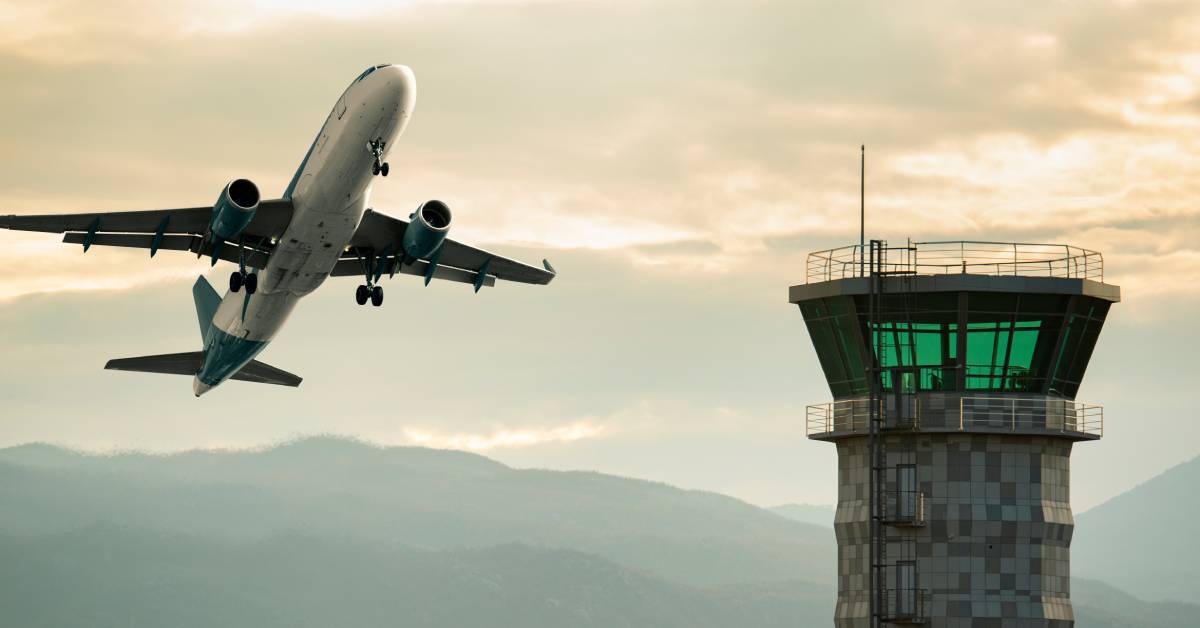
[0,200,294,267]
[333,208,556,289]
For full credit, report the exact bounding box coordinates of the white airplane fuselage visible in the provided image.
[194,64,416,395]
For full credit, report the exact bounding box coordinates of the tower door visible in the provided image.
[896,561,916,616]
[889,367,919,427]
[897,465,917,520]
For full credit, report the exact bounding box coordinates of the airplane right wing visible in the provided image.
[331,208,557,289]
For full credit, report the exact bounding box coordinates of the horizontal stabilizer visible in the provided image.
[231,360,303,387]
[105,352,302,388]
[105,352,204,375]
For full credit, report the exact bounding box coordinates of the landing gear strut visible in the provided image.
[368,138,389,177]
[229,237,257,294]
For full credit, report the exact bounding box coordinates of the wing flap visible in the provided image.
[61,232,271,268]
[328,256,496,287]
[2,208,212,234]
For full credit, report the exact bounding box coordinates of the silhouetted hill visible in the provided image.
[0,437,833,588]
[1074,455,1200,603]
[0,527,831,628]
[1072,578,1199,628]
[0,437,1195,626]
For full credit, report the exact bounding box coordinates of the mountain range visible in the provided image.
[0,437,1194,626]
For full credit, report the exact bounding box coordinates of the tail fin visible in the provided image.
[192,275,221,342]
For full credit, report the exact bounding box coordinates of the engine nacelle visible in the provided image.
[210,179,261,241]
[403,200,452,259]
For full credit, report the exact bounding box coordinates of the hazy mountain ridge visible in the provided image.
[0,437,834,588]
[0,437,1196,627]
[0,526,831,628]
[769,502,835,528]
[1074,454,1200,603]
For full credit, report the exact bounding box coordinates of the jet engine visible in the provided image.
[403,200,452,259]
[209,179,261,241]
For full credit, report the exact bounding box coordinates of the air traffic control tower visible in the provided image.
[792,241,1118,628]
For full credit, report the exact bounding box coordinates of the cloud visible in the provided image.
[401,421,605,451]
[2,0,1200,309]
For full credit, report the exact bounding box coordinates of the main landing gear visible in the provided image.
[356,284,383,307]
[229,237,257,294]
[230,270,258,294]
[368,138,389,177]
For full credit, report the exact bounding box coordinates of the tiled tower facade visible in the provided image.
[793,242,1118,627]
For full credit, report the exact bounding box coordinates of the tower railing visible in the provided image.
[959,396,1103,436]
[806,396,1103,437]
[805,398,921,435]
[881,588,930,624]
[806,241,1103,283]
[882,491,926,527]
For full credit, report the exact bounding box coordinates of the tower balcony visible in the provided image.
[881,588,931,624]
[805,395,1103,441]
[881,490,926,527]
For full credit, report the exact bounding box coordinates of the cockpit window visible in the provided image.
[355,64,392,83]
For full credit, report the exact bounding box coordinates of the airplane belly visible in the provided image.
[264,194,366,296]
[211,290,299,343]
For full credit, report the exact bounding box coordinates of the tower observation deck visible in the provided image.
[791,240,1118,628]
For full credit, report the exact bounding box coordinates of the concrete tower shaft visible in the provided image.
[792,241,1118,628]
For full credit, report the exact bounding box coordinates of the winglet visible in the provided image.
[543,259,556,275]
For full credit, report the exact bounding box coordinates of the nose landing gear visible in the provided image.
[368,138,389,177]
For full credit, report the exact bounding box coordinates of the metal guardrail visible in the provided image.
[882,589,930,624]
[806,241,1103,284]
[959,396,1103,436]
[882,491,926,527]
[806,396,1103,437]
[805,398,921,435]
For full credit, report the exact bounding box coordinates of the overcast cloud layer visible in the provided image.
[1,0,1198,509]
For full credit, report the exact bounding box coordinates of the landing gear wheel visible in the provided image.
[370,285,384,307]
[355,284,370,305]
[244,273,258,295]
[230,271,243,293]
[380,162,390,177]
[372,162,381,176]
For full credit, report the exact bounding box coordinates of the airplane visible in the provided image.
[0,64,556,397]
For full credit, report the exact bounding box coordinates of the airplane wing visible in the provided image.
[332,208,557,289]
[0,200,294,267]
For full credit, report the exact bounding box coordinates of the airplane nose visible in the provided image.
[377,64,416,115]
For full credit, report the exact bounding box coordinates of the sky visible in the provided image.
[2,0,1200,511]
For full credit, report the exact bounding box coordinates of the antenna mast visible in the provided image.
[860,145,865,276]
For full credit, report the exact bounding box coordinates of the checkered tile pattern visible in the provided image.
[823,397,1080,628]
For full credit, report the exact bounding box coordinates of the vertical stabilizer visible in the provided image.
[191,275,221,343]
